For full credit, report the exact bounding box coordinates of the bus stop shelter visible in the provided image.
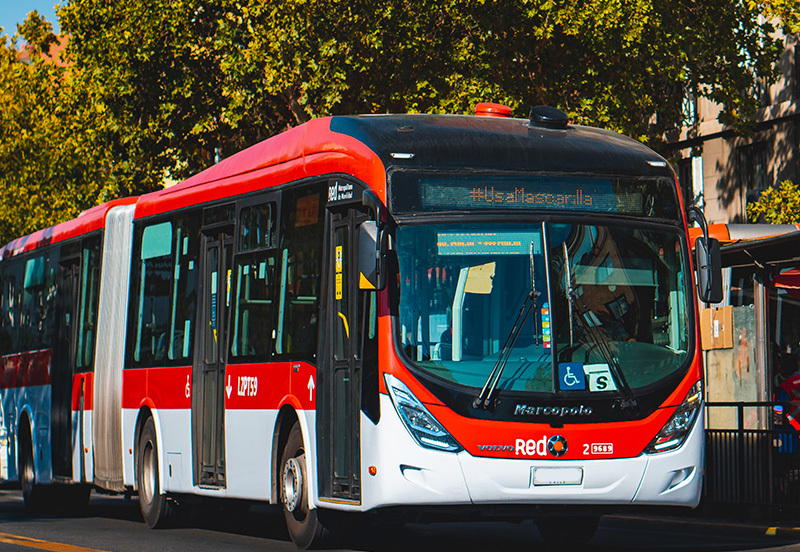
[698,224,800,516]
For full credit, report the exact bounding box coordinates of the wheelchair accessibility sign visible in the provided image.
[558,363,617,392]
[559,363,586,390]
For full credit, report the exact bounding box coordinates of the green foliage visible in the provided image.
[746,180,800,224]
[0,1,798,245]
[0,14,155,245]
[754,0,800,33]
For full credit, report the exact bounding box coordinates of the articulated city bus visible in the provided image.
[0,105,721,547]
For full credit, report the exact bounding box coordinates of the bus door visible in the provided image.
[193,217,234,487]
[318,204,365,503]
[53,250,79,480]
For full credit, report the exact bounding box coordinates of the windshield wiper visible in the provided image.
[474,242,540,411]
[473,291,537,410]
[567,285,639,412]
[562,243,637,411]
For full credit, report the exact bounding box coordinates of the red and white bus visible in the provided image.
[0,104,721,547]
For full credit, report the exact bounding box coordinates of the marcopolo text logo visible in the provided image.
[514,404,593,417]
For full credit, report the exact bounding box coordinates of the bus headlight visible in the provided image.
[385,374,462,453]
[646,381,702,454]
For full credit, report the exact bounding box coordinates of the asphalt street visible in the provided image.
[1,488,800,551]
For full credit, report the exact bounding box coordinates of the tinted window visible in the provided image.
[231,201,278,361]
[20,251,58,351]
[277,184,325,360]
[231,252,277,360]
[240,203,276,251]
[0,259,21,355]
[76,236,101,372]
[168,216,200,361]
[130,215,200,367]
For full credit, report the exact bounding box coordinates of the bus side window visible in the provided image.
[76,236,102,371]
[168,216,200,362]
[130,216,200,367]
[276,185,324,360]
[22,252,58,352]
[132,221,173,365]
[0,261,19,356]
[231,202,277,360]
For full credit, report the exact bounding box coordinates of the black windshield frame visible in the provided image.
[389,212,695,423]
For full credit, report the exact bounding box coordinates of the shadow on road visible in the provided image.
[2,490,800,552]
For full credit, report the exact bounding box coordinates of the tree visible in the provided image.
[57,0,792,166]
[747,180,800,224]
[0,13,154,245]
[0,0,797,245]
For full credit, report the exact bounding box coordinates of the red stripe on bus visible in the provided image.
[72,373,94,411]
[224,361,316,410]
[0,350,52,389]
[121,366,192,410]
[119,362,316,411]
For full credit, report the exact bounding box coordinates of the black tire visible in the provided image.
[280,423,329,549]
[536,515,600,547]
[137,417,173,528]
[19,428,48,514]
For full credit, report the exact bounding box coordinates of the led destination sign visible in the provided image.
[466,185,597,209]
[424,180,638,213]
[389,173,680,220]
[437,231,542,256]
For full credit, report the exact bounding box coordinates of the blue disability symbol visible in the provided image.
[558,363,586,391]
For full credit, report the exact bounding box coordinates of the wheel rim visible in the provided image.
[282,456,303,513]
[142,440,156,504]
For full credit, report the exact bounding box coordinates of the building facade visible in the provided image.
[669,34,800,224]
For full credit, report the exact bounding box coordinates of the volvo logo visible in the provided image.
[514,404,593,417]
[477,444,515,452]
[547,435,568,457]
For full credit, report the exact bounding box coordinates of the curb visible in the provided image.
[605,514,800,539]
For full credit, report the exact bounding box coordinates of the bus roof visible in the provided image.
[0,196,137,260]
[328,114,673,177]
[134,113,674,219]
[134,118,386,219]
[2,111,676,252]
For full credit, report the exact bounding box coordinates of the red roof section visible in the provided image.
[134,117,386,219]
[0,197,137,260]
[1,116,387,256]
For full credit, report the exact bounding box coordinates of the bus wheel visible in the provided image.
[137,417,173,528]
[280,423,329,549]
[535,515,600,546]
[19,428,48,514]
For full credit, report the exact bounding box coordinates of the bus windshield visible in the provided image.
[395,222,690,396]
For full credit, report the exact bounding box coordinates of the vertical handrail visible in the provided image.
[738,403,745,503]
[767,403,774,508]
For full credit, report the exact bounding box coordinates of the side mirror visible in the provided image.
[358,220,387,291]
[695,236,723,304]
[687,206,723,305]
[358,190,388,291]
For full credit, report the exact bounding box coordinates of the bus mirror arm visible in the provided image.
[359,190,388,291]
[688,206,723,304]
[362,189,384,228]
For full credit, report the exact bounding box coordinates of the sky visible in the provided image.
[0,0,60,41]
